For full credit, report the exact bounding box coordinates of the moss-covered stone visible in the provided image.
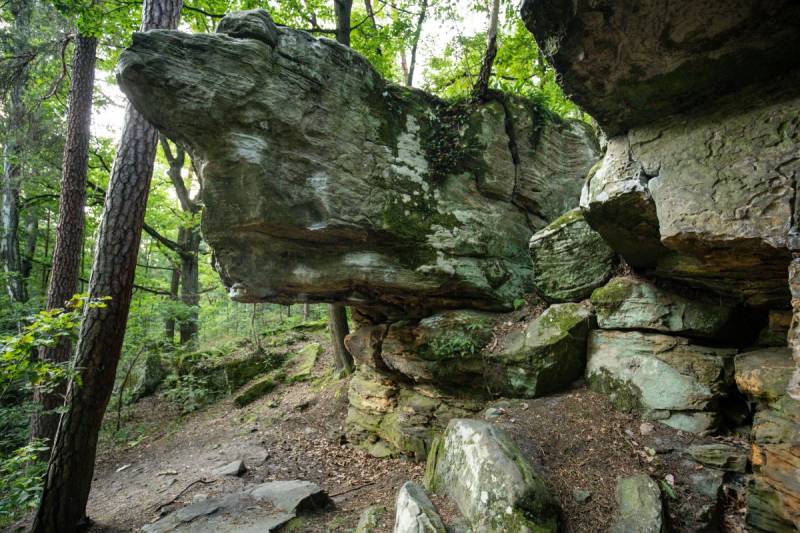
[529,208,616,302]
[234,375,278,407]
[591,276,734,338]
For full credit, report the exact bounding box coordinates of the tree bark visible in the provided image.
[30,34,97,453]
[334,0,353,47]
[32,1,182,531]
[328,304,354,374]
[405,0,428,87]
[178,226,200,346]
[0,0,31,304]
[474,0,500,99]
[165,265,180,342]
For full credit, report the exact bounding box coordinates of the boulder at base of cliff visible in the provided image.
[612,474,666,533]
[393,482,446,533]
[529,208,616,303]
[487,302,595,397]
[425,418,560,532]
[586,330,736,433]
[591,276,734,339]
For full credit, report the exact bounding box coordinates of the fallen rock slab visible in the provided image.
[425,418,560,532]
[212,459,246,477]
[142,480,329,533]
[393,482,446,533]
[687,443,748,473]
[612,474,666,533]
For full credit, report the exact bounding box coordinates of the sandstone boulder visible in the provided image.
[591,276,734,338]
[529,208,615,302]
[425,419,560,532]
[586,330,736,433]
[521,0,800,135]
[736,348,795,404]
[117,10,599,317]
[393,482,446,533]
[612,474,666,533]
[487,302,594,397]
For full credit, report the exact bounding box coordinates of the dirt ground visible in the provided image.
[75,334,747,532]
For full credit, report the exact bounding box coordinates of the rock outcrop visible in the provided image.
[425,419,560,532]
[529,208,615,302]
[586,330,736,433]
[117,10,599,319]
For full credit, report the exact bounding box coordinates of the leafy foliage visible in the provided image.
[0,440,49,526]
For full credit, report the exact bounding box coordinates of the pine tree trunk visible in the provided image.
[165,265,180,342]
[405,0,428,87]
[30,34,97,453]
[334,0,353,47]
[178,227,200,346]
[328,304,354,375]
[31,2,181,530]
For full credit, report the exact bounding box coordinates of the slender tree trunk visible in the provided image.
[334,0,353,47]
[0,0,31,305]
[165,265,180,342]
[328,304,354,375]
[30,34,97,453]
[474,0,501,99]
[178,227,200,346]
[32,2,182,530]
[405,0,428,87]
[21,209,37,279]
[302,303,309,321]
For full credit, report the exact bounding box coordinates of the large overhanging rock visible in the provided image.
[116,9,599,317]
[580,76,800,306]
[521,0,800,135]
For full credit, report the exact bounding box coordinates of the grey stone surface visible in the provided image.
[425,419,560,532]
[212,459,246,477]
[393,482,446,533]
[521,0,800,135]
[355,504,385,533]
[612,474,666,533]
[529,208,616,302]
[591,276,734,338]
[142,480,329,532]
[687,443,748,473]
[586,330,736,433]
[117,10,599,318]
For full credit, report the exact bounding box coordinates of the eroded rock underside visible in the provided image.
[118,6,800,531]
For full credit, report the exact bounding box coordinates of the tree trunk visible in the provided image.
[328,304,354,375]
[405,0,428,87]
[30,34,97,453]
[31,2,182,531]
[178,227,200,346]
[302,303,309,321]
[474,0,500,99]
[0,0,31,305]
[334,0,353,47]
[165,265,180,342]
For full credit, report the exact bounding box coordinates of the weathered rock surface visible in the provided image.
[355,505,385,533]
[580,78,800,307]
[586,330,736,433]
[393,482,446,533]
[487,302,594,397]
[687,444,748,473]
[612,474,666,533]
[521,0,800,135]
[212,459,247,477]
[591,276,734,338]
[529,208,615,302]
[117,10,599,318]
[758,310,792,348]
[425,419,560,532]
[142,480,330,532]
[736,348,796,404]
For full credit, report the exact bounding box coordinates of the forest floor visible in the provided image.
[80,328,749,532]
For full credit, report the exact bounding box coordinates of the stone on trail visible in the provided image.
[355,504,386,533]
[425,418,560,532]
[591,276,734,338]
[289,342,322,381]
[393,482,446,533]
[528,208,615,303]
[143,479,330,533]
[612,474,666,533]
[212,459,247,477]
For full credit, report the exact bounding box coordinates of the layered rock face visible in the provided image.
[524,2,800,529]
[117,11,599,318]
